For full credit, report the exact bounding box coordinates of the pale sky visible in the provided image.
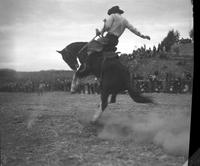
[0,0,193,71]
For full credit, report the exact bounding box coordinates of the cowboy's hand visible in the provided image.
[95,28,101,36]
[144,35,151,40]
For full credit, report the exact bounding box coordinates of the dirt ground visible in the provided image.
[0,92,192,166]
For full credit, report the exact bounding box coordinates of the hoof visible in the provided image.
[70,89,78,94]
[91,116,99,124]
[92,111,102,123]
[70,91,77,94]
[90,120,98,125]
[90,119,102,126]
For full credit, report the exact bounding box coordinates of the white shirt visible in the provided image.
[103,13,142,38]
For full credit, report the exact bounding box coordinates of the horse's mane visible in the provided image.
[66,42,88,53]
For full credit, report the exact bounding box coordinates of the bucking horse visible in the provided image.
[57,38,154,122]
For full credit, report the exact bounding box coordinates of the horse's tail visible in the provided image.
[127,73,153,103]
[128,87,153,103]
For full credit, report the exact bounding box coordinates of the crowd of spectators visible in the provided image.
[0,77,101,94]
[132,71,192,93]
[0,44,193,94]
[0,71,192,94]
[0,78,70,93]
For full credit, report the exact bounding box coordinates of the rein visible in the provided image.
[78,34,100,54]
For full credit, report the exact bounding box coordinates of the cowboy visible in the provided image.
[83,6,151,70]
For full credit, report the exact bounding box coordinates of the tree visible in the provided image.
[160,29,180,52]
[179,37,192,44]
[189,28,193,41]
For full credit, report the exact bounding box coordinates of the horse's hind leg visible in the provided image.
[110,93,117,103]
[92,91,109,122]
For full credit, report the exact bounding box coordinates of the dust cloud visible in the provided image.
[27,111,41,129]
[98,110,191,157]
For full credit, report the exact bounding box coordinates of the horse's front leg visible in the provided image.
[92,91,109,122]
[70,72,80,93]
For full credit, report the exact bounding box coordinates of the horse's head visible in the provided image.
[57,49,79,71]
[57,42,88,71]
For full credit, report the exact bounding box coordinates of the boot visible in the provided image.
[78,52,92,74]
[77,62,90,74]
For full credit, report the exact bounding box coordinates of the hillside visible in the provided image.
[133,57,193,78]
[0,69,74,86]
[119,54,193,79]
[0,56,193,85]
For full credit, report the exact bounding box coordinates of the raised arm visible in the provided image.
[125,19,150,40]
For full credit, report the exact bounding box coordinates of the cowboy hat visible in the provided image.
[107,6,124,15]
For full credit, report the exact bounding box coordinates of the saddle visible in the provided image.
[87,40,104,53]
[87,39,117,55]
[103,51,119,60]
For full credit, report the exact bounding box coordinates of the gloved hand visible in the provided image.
[144,35,151,40]
[95,28,101,36]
